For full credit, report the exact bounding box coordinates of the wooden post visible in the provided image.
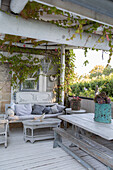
[53,131,62,148]
[60,45,65,105]
[43,74,46,92]
[11,86,13,103]
[39,70,43,92]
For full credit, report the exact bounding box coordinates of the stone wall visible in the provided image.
[0,63,11,113]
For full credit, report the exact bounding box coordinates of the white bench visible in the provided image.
[5,92,65,130]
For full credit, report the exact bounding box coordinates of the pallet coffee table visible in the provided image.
[22,118,61,143]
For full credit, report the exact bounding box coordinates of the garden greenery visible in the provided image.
[70,73,113,100]
[0,1,113,92]
[20,1,113,63]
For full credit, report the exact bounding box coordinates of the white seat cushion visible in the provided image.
[15,104,32,116]
[8,112,63,121]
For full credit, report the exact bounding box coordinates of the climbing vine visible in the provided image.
[0,47,61,88]
[65,50,76,93]
[0,0,113,89]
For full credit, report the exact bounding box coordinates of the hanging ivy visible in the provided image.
[0,0,113,91]
[0,47,61,88]
[19,1,113,64]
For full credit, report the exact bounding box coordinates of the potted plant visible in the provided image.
[94,92,111,123]
[70,96,81,110]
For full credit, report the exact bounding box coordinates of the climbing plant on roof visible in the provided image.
[0,0,113,89]
[19,1,113,63]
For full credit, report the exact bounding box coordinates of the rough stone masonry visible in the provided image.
[0,63,11,113]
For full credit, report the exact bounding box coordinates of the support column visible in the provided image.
[43,74,46,92]
[11,72,14,104]
[39,70,43,92]
[60,45,65,105]
[39,70,46,92]
[11,86,13,103]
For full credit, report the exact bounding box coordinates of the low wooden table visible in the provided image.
[23,118,61,143]
[65,108,86,114]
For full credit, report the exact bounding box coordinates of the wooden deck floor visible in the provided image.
[0,127,112,170]
[0,128,85,170]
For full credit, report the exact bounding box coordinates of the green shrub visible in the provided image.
[70,73,113,99]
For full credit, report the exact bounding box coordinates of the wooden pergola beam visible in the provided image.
[36,0,113,27]
[0,11,112,51]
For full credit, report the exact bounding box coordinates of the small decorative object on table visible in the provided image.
[94,92,111,123]
[34,113,45,122]
[70,96,81,110]
[6,107,14,117]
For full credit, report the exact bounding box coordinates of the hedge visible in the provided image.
[70,74,113,98]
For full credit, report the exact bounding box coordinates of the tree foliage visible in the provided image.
[70,65,113,99]
[89,65,104,78]
[103,65,113,75]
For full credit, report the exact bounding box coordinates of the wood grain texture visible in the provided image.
[0,119,8,148]
[0,129,85,170]
[54,127,113,169]
[23,118,61,143]
[59,113,113,140]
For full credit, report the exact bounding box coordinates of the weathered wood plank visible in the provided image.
[1,155,84,170]
[0,128,111,170]
[59,114,113,140]
[54,127,113,169]
[78,134,113,156]
[0,11,112,50]
[0,130,86,170]
[72,150,108,169]
[64,142,109,169]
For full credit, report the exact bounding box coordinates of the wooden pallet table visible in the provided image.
[23,118,61,143]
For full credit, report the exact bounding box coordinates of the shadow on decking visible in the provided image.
[0,127,85,170]
[0,127,112,170]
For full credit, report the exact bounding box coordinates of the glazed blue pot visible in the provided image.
[94,103,111,123]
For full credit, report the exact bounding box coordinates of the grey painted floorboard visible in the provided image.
[0,128,85,170]
[0,127,111,170]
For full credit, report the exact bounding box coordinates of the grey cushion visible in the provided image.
[50,105,59,114]
[15,104,32,116]
[31,105,45,115]
[57,105,65,112]
[43,107,51,114]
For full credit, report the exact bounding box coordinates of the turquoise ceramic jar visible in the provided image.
[94,103,111,123]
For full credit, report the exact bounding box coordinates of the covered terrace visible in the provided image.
[0,0,113,170]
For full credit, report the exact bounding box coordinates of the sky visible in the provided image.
[73,49,113,76]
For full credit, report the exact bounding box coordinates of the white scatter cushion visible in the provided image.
[16,104,32,116]
[51,105,59,114]
[6,108,14,117]
[10,102,16,112]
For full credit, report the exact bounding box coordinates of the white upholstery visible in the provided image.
[8,112,63,122]
[5,91,65,123]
